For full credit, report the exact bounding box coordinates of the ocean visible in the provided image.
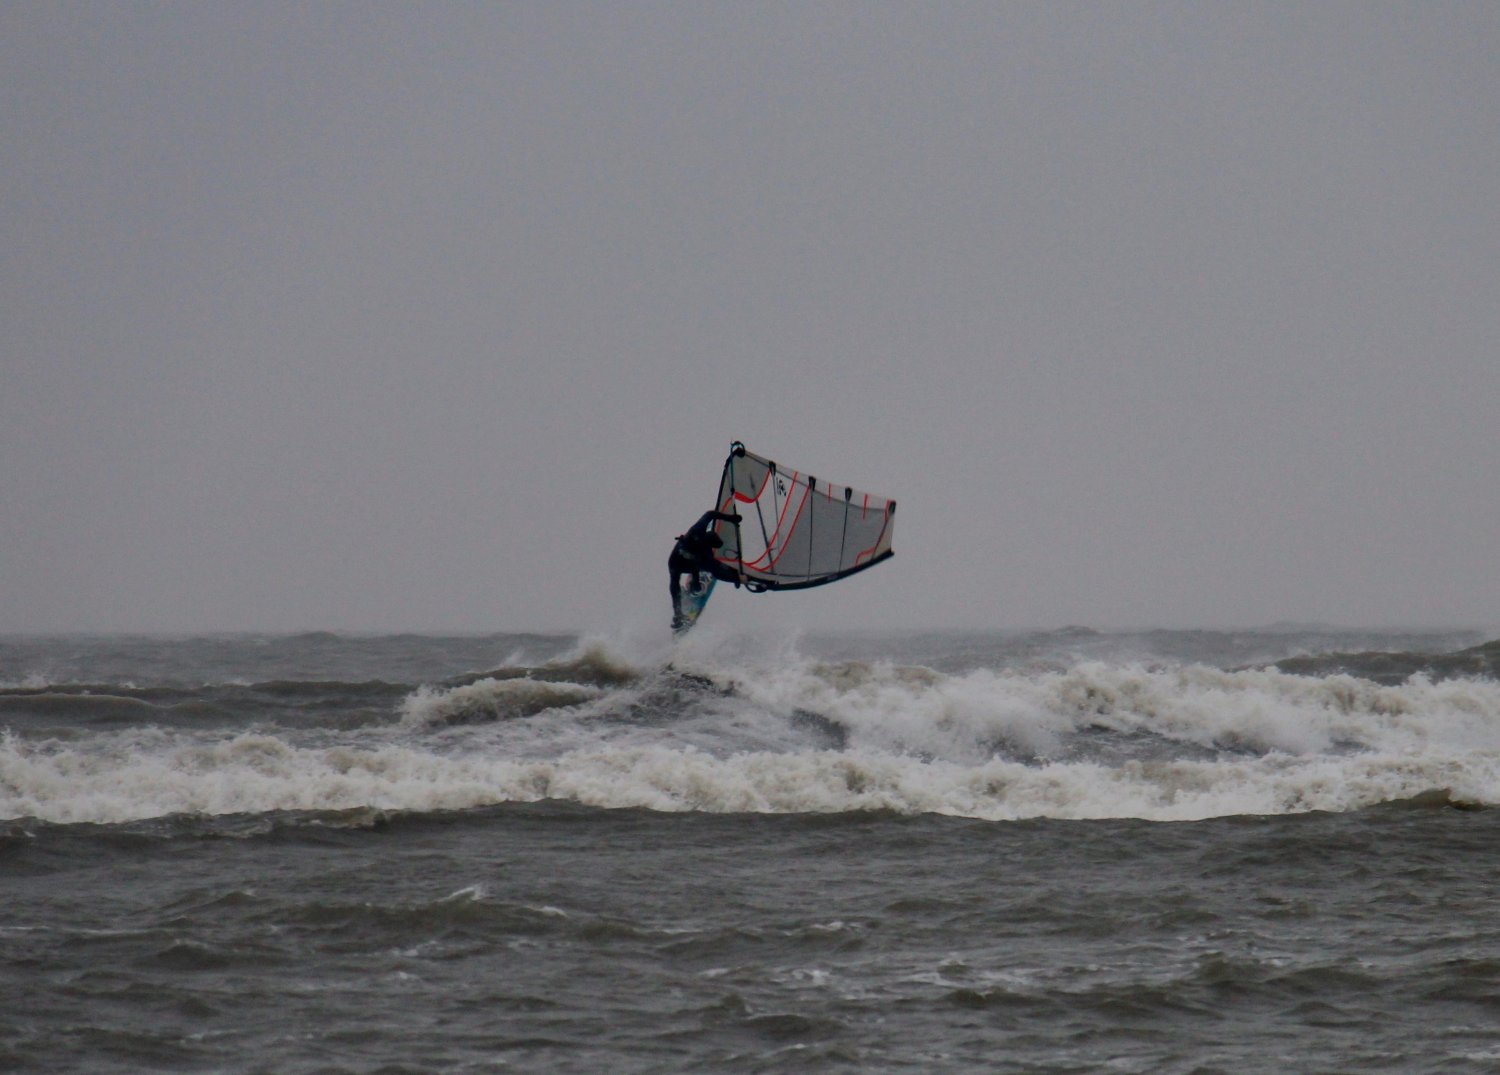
[4,627,1500,1073]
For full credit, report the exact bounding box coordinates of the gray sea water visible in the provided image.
[4,627,1500,1073]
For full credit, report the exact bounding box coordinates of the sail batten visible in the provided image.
[713,443,895,592]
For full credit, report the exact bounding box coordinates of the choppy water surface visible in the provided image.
[4,628,1500,1072]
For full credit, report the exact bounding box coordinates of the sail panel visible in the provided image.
[713,443,895,590]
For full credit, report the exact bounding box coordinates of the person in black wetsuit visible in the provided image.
[669,510,741,630]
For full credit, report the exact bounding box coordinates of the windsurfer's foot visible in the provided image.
[671,616,687,631]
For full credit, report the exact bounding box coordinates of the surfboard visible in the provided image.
[674,572,716,636]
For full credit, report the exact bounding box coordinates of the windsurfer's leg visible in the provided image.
[669,568,684,626]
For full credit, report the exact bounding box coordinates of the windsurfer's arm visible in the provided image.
[690,510,740,536]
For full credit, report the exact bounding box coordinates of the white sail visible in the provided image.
[712,442,895,591]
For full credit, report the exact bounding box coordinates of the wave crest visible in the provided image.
[400,679,603,728]
[5,728,1500,826]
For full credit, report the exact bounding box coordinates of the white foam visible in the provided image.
[721,657,1500,762]
[7,648,1500,825]
[5,729,1499,826]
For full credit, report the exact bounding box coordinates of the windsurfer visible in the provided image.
[670,510,741,630]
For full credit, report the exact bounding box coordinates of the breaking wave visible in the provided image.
[5,638,1500,826]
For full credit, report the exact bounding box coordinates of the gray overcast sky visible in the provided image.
[2,2,1497,635]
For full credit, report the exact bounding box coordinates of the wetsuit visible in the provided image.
[669,511,740,628]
